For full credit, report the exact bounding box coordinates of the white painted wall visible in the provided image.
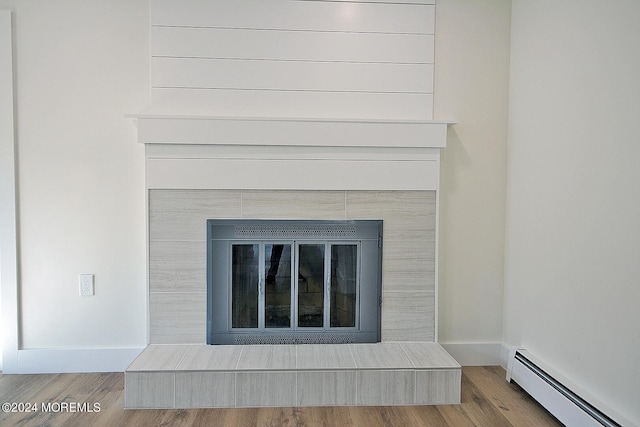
[504,1,640,424]
[434,0,511,349]
[2,1,636,421]
[2,0,515,372]
[10,0,148,355]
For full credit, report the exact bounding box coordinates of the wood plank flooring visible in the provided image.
[0,366,561,427]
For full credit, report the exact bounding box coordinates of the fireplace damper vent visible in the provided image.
[233,333,356,345]
[207,219,382,345]
[234,224,357,239]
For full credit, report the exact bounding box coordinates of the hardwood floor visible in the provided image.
[0,366,561,426]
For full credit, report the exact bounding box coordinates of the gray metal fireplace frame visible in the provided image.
[207,219,383,345]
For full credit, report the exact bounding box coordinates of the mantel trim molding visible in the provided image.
[130,115,453,191]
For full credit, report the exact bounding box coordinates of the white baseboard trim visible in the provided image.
[440,342,511,367]
[10,347,145,374]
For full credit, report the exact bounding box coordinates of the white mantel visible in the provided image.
[133,115,448,148]
[132,115,450,191]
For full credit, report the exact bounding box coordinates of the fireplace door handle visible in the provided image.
[326,273,331,304]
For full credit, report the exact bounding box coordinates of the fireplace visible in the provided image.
[132,0,450,346]
[125,1,461,410]
[146,188,438,344]
[207,219,382,344]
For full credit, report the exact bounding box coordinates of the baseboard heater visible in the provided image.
[506,349,624,427]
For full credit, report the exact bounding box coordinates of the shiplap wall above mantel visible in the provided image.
[136,0,449,191]
[148,0,436,120]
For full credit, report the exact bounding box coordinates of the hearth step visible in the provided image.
[124,342,460,409]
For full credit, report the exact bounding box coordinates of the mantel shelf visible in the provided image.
[127,113,456,126]
[129,114,453,149]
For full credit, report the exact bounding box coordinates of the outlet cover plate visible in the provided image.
[79,274,94,296]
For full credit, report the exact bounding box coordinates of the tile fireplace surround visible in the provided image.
[125,115,460,408]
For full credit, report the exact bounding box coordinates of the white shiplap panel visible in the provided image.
[150,88,433,120]
[151,0,435,35]
[145,158,440,191]
[151,27,434,64]
[146,144,443,162]
[152,57,433,93]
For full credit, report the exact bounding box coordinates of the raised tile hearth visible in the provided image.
[125,342,460,409]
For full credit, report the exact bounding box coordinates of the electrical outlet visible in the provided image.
[79,274,94,296]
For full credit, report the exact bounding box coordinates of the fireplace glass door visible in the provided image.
[265,243,292,328]
[208,220,382,344]
[230,241,359,333]
[297,243,325,328]
[231,244,259,329]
